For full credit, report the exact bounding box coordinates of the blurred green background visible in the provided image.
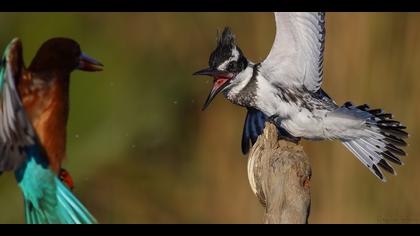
[0,13,419,224]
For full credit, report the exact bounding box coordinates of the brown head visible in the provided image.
[28,37,103,74]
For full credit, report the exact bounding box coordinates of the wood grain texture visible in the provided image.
[247,122,311,224]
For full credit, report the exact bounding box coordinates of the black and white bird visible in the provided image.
[193,12,408,182]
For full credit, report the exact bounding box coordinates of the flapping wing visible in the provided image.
[0,38,36,172]
[261,12,326,92]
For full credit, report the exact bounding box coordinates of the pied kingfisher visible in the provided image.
[194,12,408,182]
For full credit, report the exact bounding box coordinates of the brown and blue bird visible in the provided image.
[0,37,103,224]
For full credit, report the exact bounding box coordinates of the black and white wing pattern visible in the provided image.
[0,38,35,173]
[261,12,326,92]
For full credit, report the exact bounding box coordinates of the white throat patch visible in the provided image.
[223,64,254,99]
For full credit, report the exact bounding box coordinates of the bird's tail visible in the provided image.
[16,151,97,224]
[23,178,97,224]
[340,102,408,182]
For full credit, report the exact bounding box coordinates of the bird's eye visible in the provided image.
[227,61,236,71]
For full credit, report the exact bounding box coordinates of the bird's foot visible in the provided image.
[267,115,278,124]
[267,115,301,144]
[59,168,74,191]
[277,129,301,144]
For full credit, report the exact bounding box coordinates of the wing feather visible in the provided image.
[261,12,326,92]
[0,38,36,172]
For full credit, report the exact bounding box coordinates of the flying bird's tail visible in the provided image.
[16,146,97,224]
[340,102,408,182]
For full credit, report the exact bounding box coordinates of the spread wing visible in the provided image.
[0,38,36,172]
[261,12,326,92]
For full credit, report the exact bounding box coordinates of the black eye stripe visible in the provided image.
[227,61,236,69]
[208,40,247,73]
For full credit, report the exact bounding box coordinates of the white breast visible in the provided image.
[281,111,326,139]
[224,66,254,100]
[255,76,331,139]
[255,76,298,118]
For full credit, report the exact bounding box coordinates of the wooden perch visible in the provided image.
[247,122,312,224]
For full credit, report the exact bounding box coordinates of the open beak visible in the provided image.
[78,53,104,72]
[193,67,231,111]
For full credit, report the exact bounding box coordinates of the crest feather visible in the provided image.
[217,27,235,47]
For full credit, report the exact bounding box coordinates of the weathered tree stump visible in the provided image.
[247,122,312,224]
